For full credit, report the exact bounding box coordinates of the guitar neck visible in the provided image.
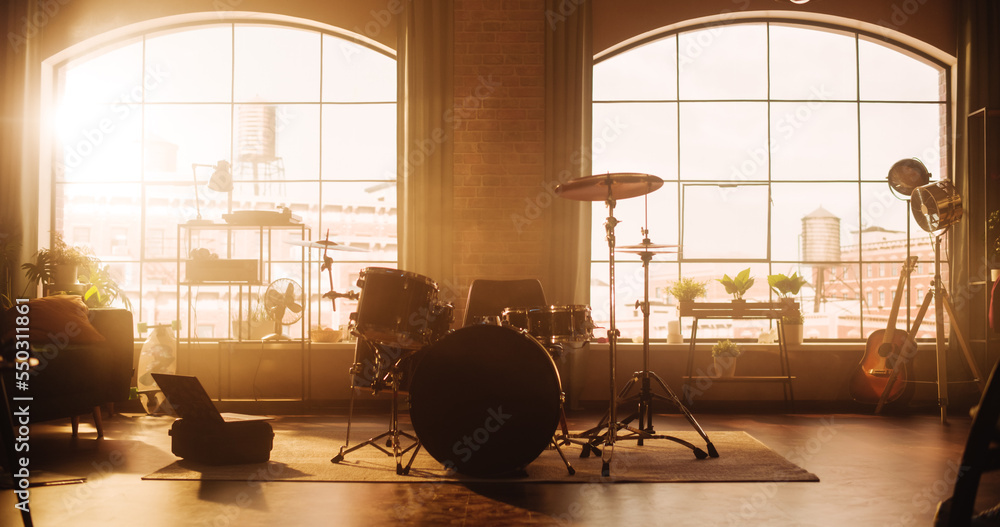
[884,256,918,338]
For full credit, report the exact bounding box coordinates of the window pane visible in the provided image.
[144,104,233,181]
[61,40,143,104]
[594,37,677,101]
[234,26,320,102]
[679,102,769,181]
[771,182,859,262]
[590,183,678,255]
[320,182,397,260]
[592,102,677,179]
[769,24,857,101]
[681,184,768,260]
[859,102,945,181]
[678,24,767,100]
[769,101,858,181]
[322,35,396,102]
[55,182,142,258]
[57,102,143,183]
[859,38,944,102]
[321,104,396,180]
[233,104,320,182]
[145,25,233,102]
[859,181,911,237]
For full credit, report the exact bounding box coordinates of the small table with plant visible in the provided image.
[680,301,799,408]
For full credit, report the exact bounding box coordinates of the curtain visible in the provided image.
[397,0,456,293]
[1,0,42,304]
[953,0,1000,381]
[543,0,592,305]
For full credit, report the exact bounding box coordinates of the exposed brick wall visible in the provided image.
[452,0,549,316]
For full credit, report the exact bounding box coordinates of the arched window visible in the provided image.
[51,21,397,338]
[591,21,947,341]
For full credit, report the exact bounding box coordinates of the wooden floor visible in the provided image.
[2,407,998,526]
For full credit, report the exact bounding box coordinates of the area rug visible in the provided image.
[143,428,819,484]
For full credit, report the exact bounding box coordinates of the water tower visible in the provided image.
[801,206,841,312]
[236,102,285,195]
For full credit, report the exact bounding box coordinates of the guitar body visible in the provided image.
[850,329,915,405]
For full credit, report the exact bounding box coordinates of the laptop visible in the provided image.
[151,373,272,424]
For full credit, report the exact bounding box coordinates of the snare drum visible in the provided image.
[353,267,450,348]
[502,305,594,344]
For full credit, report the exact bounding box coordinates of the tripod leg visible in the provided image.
[649,372,718,457]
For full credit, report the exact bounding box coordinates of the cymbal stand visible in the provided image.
[331,337,422,475]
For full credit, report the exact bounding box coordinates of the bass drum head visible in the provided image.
[408,325,561,477]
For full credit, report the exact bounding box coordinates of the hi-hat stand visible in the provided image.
[611,231,718,457]
[555,173,715,476]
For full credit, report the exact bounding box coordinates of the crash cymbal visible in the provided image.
[616,241,679,254]
[555,173,663,202]
[286,240,369,252]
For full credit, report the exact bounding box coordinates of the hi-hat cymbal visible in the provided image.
[616,241,679,254]
[555,173,663,202]
[286,240,369,252]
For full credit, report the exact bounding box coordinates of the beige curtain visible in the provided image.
[954,0,1000,376]
[1,0,42,303]
[543,0,592,305]
[397,0,455,290]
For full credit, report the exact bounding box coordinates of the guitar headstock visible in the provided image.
[903,256,918,274]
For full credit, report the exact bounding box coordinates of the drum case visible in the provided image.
[168,418,274,465]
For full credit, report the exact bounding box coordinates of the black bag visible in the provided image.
[169,418,274,465]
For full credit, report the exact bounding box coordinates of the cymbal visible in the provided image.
[286,240,369,252]
[555,173,663,202]
[616,241,679,254]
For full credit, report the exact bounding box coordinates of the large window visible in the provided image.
[53,22,397,338]
[591,21,948,341]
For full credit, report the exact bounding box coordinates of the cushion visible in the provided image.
[2,295,106,346]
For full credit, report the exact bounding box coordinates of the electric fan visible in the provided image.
[261,278,304,341]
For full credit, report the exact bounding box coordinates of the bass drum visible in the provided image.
[408,325,561,477]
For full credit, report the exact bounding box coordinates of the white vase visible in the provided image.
[783,323,803,345]
[714,356,737,378]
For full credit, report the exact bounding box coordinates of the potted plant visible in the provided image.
[767,272,806,344]
[666,277,707,343]
[22,232,91,291]
[78,256,133,310]
[712,339,742,378]
[667,277,708,304]
[717,267,754,302]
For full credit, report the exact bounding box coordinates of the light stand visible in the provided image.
[875,169,986,422]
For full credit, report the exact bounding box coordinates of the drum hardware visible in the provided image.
[600,225,716,458]
[555,173,661,476]
[556,174,715,475]
[332,336,422,475]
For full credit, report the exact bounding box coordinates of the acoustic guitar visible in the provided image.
[849,256,918,405]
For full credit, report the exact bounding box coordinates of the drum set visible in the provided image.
[321,172,717,477]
